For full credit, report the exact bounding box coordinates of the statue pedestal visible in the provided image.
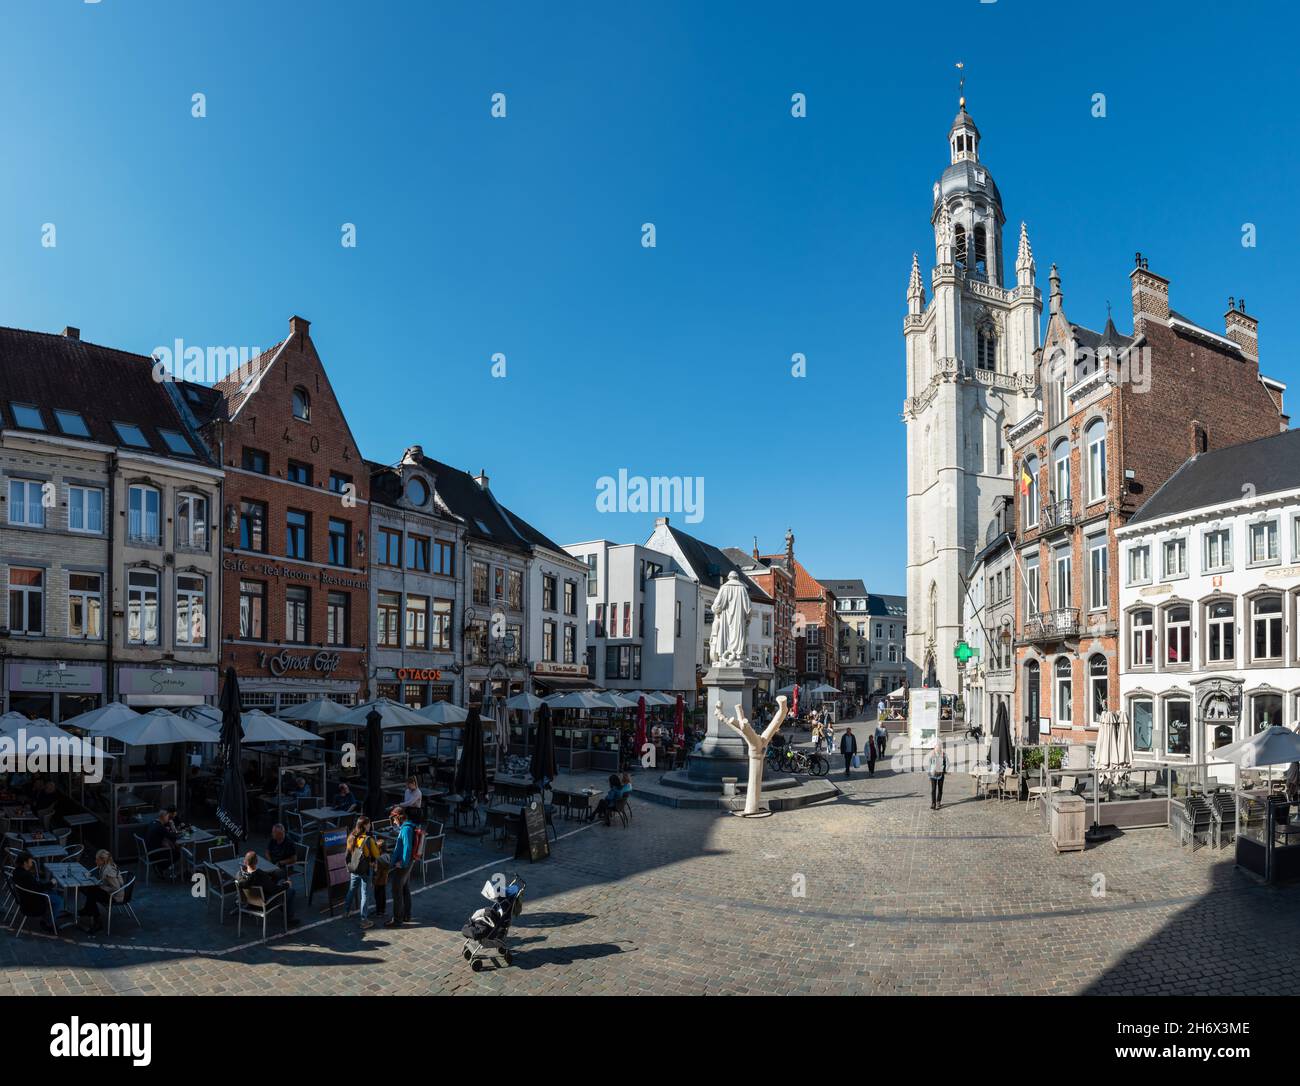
[687,664,758,783]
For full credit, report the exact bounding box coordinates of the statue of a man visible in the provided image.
[709,570,751,667]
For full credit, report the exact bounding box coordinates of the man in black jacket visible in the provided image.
[840,727,857,778]
[13,852,66,931]
[235,852,300,928]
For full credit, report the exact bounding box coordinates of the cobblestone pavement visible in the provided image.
[3,758,1297,996]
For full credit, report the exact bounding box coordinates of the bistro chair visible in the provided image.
[418,833,445,885]
[132,834,174,885]
[103,873,141,936]
[613,796,631,829]
[62,843,84,864]
[0,868,17,928]
[206,842,235,867]
[289,842,312,897]
[11,883,58,937]
[236,884,288,938]
[203,863,239,924]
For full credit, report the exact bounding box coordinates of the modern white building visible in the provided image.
[563,538,697,696]
[1117,429,1300,773]
[903,99,1040,692]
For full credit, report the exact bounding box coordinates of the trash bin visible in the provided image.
[1050,793,1086,853]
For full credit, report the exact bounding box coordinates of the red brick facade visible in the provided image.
[211,317,372,708]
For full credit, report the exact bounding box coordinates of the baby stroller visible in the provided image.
[460,874,526,971]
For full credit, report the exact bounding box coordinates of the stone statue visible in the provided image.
[715,695,787,816]
[709,571,751,667]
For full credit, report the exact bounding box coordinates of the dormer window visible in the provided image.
[292,387,310,421]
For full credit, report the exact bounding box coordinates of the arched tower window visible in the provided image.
[973,225,988,278]
[953,224,967,271]
[976,324,996,371]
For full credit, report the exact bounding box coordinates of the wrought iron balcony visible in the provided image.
[1040,497,1074,532]
[1023,608,1079,642]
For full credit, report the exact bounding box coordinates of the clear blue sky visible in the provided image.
[3,1,1297,594]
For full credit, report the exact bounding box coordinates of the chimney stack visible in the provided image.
[473,469,490,490]
[1130,253,1169,334]
[62,326,80,340]
[1224,297,1259,362]
[289,315,311,339]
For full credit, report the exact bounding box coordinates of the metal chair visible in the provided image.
[418,832,445,885]
[11,883,58,936]
[132,834,174,885]
[613,796,631,829]
[203,863,240,924]
[207,843,235,865]
[62,843,84,864]
[236,884,287,938]
[102,872,140,935]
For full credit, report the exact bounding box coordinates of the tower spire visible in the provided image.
[1015,222,1035,287]
[907,252,926,314]
[956,61,965,109]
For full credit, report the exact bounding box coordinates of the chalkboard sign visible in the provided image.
[310,827,351,913]
[514,800,549,862]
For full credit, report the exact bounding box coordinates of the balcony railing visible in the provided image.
[1040,497,1074,531]
[1023,607,1079,642]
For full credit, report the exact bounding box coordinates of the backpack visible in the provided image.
[346,835,371,876]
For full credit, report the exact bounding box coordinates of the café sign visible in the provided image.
[118,666,217,697]
[223,557,367,591]
[8,662,103,694]
[532,661,587,677]
[396,668,442,682]
[256,649,342,678]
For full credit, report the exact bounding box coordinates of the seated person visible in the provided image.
[32,780,59,827]
[235,852,299,928]
[591,774,624,827]
[165,805,188,835]
[266,823,296,868]
[13,851,67,931]
[79,849,126,934]
[332,781,361,813]
[144,809,179,877]
[401,776,423,824]
[291,776,312,800]
[620,771,633,797]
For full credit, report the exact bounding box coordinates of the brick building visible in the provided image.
[201,316,371,711]
[747,531,797,690]
[1009,258,1287,742]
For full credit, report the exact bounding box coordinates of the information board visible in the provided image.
[513,801,549,862]
[310,826,351,913]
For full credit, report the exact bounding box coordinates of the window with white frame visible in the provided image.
[1021,456,1039,529]
[68,486,103,534]
[1165,697,1191,756]
[127,485,161,545]
[1128,543,1151,585]
[1164,604,1191,666]
[8,567,44,634]
[1131,608,1154,667]
[1052,546,1071,609]
[1051,440,1070,504]
[1055,657,1072,723]
[175,574,206,646]
[1248,520,1279,565]
[176,493,208,550]
[1203,528,1231,572]
[1130,696,1154,753]
[1024,555,1040,616]
[1087,535,1108,611]
[1293,514,1300,562]
[7,479,45,527]
[1251,691,1283,733]
[1085,419,1106,503]
[1162,537,1186,578]
[1088,654,1108,725]
[68,572,103,640]
[1206,599,1235,665]
[1251,594,1284,661]
[126,569,160,645]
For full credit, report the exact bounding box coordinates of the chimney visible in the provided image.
[473,469,490,490]
[1224,297,1258,362]
[752,535,760,561]
[654,516,670,527]
[401,445,423,465]
[62,326,80,340]
[785,528,794,566]
[289,315,311,339]
[1130,253,1169,334]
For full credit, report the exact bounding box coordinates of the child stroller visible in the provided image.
[460,874,526,971]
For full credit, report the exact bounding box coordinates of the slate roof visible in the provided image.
[866,593,907,619]
[661,526,773,603]
[210,340,286,422]
[821,578,868,599]
[0,326,213,463]
[1127,428,1300,526]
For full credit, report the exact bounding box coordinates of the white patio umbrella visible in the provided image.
[59,701,143,733]
[414,700,468,724]
[645,692,678,707]
[504,692,546,712]
[888,685,907,699]
[598,691,640,709]
[82,707,216,746]
[234,709,321,745]
[1209,725,1300,768]
[775,684,798,697]
[544,690,611,711]
[277,696,349,724]
[0,717,115,764]
[329,697,435,731]
[808,683,841,696]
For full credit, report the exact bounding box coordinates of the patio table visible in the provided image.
[209,855,278,881]
[45,861,98,918]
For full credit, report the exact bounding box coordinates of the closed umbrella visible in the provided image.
[635,695,647,762]
[454,707,489,802]
[492,694,508,771]
[365,709,385,819]
[991,701,1014,770]
[792,684,800,720]
[215,667,248,844]
[530,703,557,787]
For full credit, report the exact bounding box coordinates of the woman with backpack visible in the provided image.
[343,815,381,930]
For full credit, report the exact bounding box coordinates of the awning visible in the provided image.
[532,675,598,692]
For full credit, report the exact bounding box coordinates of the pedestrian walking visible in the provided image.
[877,698,886,720]
[866,733,877,775]
[875,720,888,760]
[928,741,949,810]
[343,815,380,930]
[811,718,823,752]
[824,717,835,754]
[840,727,857,778]
[384,806,415,928]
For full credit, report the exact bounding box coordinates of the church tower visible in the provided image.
[904,91,1041,692]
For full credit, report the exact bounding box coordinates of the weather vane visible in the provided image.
[956,61,965,108]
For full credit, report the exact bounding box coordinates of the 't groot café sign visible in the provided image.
[256,650,342,678]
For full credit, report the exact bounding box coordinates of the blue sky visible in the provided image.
[3,1,1297,594]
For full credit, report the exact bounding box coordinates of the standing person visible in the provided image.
[401,776,423,824]
[865,732,877,776]
[875,719,889,761]
[384,806,415,928]
[811,717,823,753]
[343,815,380,930]
[824,716,835,756]
[840,727,857,778]
[928,741,949,810]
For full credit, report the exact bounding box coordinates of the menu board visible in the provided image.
[514,801,550,863]
[310,827,351,913]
